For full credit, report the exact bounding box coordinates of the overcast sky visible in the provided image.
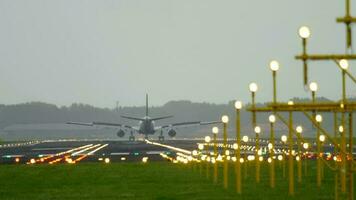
[0,0,355,108]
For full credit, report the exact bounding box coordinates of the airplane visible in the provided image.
[67,94,220,141]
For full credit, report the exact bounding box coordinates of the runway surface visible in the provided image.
[0,139,347,165]
[0,140,200,164]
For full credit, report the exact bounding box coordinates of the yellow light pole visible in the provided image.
[281,134,287,179]
[319,133,326,181]
[315,114,323,187]
[287,101,294,196]
[221,115,229,189]
[254,125,262,183]
[296,125,303,183]
[192,150,198,172]
[204,136,211,179]
[269,60,280,103]
[249,82,260,183]
[298,26,311,86]
[235,101,242,194]
[339,59,348,194]
[303,142,309,176]
[268,114,276,188]
[212,127,219,184]
[198,143,204,176]
[242,135,249,180]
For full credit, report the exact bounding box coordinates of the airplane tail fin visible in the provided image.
[146,93,149,117]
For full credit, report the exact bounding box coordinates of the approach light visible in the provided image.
[242,136,249,143]
[235,101,242,110]
[339,59,349,70]
[298,26,311,39]
[296,126,303,133]
[254,126,261,134]
[277,155,283,161]
[233,143,238,150]
[104,158,110,164]
[309,82,318,92]
[287,101,294,105]
[142,157,148,163]
[315,114,323,123]
[212,127,219,134]
[268,143,273,150]
[303,143,309,149]
[239,158,244,163]
[269,60,280,71]
[339,125,344,133]
[249,82,258,92]
[30,158,36,164]
[192,150,198,156]
[204,136,211,143]
[269,114,276,123]
[267,157,272,163]
[198,144,204,150]
[221,115,229,123]
[319,135,326,142]
[281,135,287,143]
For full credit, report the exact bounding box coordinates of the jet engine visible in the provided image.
[116,129,125,137]
[167,129,176,137]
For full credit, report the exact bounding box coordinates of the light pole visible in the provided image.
[242,135,249,180]
[287,100,294,196]
[235,101,242,194]
[221,115,229,189]
[298,26,311,86]
[212,127,219,184]
[281,134,287,179]
[205,136,211,179]
[198,143,204,176]
[296,125,303,183]
[315,114,323,187]
[269,60,280,104]
[338,59,348,194]
[303,142,309,176]
[249,82,260,183]
[268,114,276,188]
[254,125,262,184]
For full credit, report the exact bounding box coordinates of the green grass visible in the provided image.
[0,161,354,200]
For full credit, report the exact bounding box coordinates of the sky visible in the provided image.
[0,0,355,108]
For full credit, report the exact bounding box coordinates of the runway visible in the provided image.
[0,139,345,165]
[0,140,199,164]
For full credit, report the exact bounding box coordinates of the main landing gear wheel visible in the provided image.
[129,136,135,141]
[158,136,165,141]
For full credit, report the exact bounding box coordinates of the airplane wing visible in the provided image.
[67,122,93,126]
[150,116,174,121]
[158,120,222,129]
[121,115,144,121]
[67,121,137,130]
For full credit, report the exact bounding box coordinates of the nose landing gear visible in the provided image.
[129,130,135,141]
[158,130,165,141]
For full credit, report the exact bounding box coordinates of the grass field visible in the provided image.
[0,161,354,200]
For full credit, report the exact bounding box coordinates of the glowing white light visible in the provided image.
[315,114,323,123]
[104,158,110,164]
[303,143,309,149]
[242,136,249,143]
[221,115,229,123]
[298,26,311,39]
[268,143,273,150]
[254,126,261,134]
[269,114,276,123]
[281,135,287,143]
[296,126,303,133]
[269,60,280,71]
[239,158,244,163]
[277,155,283,161]
[233,143,238,150]
[309,82,318,92]
[249,82,258,92]
[259,156,263,162]
[204,136,211,143]
[212,127,219,134]
[267,157,272,163]
[338,125,344,133]
[287,101,294,105]
[319,135,326,142]
[235,101,242,109]
[339,59,349,70]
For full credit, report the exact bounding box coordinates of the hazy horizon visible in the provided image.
[0,0,355,108]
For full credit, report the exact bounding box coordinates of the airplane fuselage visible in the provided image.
[138,116,155,135]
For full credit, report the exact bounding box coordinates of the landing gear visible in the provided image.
[129,131,135,141]
[158,130,165,141]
